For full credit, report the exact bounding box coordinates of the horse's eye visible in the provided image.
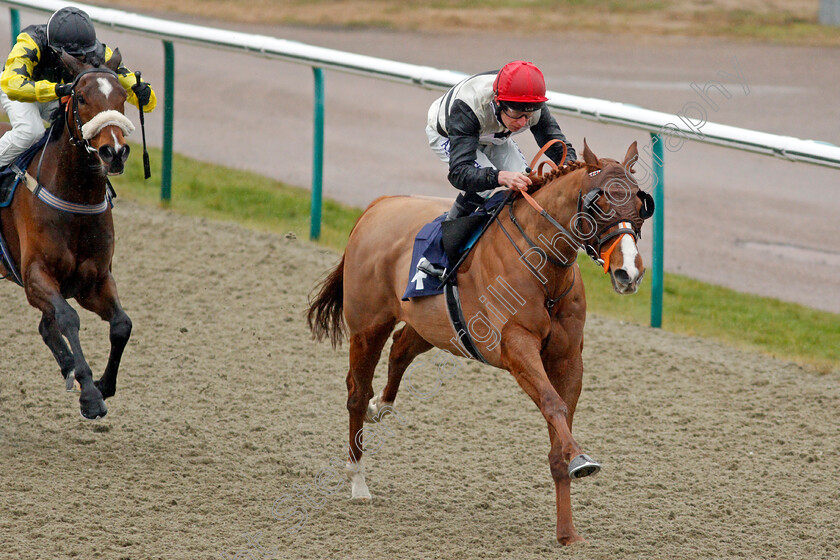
[78,95,86,105]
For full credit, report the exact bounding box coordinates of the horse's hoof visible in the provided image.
[80,399,108,420]
[568,454,600,481]
[558,534,586,546]
[346,460,371,501]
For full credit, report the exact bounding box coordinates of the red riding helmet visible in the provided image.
[493,61,549,105]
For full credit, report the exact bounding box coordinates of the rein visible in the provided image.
[496,196,578,312]
[495,153,642,308]
[527,138,567,178]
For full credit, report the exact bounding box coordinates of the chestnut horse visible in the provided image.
[308,141,654,544]
[0,52,135,419]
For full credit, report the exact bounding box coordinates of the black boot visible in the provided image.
[446,199,470,221]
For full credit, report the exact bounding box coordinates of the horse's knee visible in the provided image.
[542,394,570,420]
[37,315,53,341]
[110,313,132,346]
[347,388,374,414]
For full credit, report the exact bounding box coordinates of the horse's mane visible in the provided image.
[529,160,587,191]
[46,103,67,144]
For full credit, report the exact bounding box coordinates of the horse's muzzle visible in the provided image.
[611,267,645,294]
[99,144,130,175]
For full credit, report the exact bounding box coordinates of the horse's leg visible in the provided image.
[345,319,395,500]
[76,274,132,400]
[541,318,594,546]
[38,314,77,391]
[366,324,432,422]
[500,323,587,545]
[25,267,107,419]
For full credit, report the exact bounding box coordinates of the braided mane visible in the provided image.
[529,160,587,191]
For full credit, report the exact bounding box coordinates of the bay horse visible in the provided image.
[0,51,136,419]
[308,141,654,544]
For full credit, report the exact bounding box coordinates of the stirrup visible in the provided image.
[417,258,446,280]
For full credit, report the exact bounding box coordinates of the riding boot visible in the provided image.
[446,198,471,221]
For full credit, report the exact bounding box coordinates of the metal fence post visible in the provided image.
[310,67,324,241]
[650,133,665,328]
[161,40,174,203]
[9,8,18,46]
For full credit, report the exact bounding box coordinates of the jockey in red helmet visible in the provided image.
[427,60,576,220]
[0,7,156,168]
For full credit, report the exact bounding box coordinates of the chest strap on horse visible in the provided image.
[9,163,113,215]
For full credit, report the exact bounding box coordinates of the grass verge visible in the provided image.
[112,146,362,250]
[111,146,840,373]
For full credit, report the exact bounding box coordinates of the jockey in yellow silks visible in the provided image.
[0,6,156,167]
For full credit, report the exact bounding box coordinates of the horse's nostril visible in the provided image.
[119,145,130,163]
[614,268,631,285]
[98,145,115,163]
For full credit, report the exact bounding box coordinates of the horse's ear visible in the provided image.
[59,51,85,79]
[582,138,599,172]
[105,48,122,72]
[623,141,639,174]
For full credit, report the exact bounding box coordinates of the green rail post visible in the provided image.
[161,41,174,203]
[650,133,665,328]
[310,67,324,241]
[9,8,19,46]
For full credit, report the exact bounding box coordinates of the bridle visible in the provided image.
[495,160,652,308]
[62,67,125,154]
[576,178,646,273]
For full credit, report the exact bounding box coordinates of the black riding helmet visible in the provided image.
[47,7,100,60]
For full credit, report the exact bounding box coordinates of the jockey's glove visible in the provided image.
[55,83,73,98]
[131,81,152,106]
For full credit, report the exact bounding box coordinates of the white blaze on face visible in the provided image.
[111,131,122,151]
[619,234,639,282]
[97,77,113,99]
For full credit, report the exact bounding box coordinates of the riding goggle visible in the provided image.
[502,108,537,121]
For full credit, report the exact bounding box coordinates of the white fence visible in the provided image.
[4,0,840,168]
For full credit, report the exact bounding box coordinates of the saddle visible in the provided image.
[0,133,50,207]
[401,191,512,364]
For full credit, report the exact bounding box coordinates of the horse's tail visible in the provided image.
[308,196,393,348]
[307,253,346,348]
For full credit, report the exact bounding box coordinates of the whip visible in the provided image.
[133,71,151,179]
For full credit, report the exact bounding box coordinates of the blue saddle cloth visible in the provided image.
[401,191,508,301]
[401,213,449,300]
[0,131,50,207]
